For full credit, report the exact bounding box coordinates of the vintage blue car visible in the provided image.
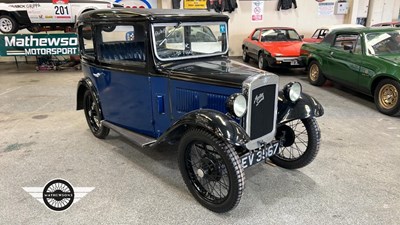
[76,8,324,213]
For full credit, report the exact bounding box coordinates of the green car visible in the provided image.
[301,27,400,116]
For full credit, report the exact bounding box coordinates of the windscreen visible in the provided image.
[152,22,228,60]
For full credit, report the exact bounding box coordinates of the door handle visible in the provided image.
[93,72,104,78]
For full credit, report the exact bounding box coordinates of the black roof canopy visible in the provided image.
[77,8,229,23]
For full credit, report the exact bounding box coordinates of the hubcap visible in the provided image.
[0,18,12,32]
[379,84,398,109]
[310,64,319,81]
[258,56,263,68]
[242,51,246,60]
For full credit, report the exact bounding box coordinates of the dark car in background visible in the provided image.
[76,9,324,213]
[301,27,400,116]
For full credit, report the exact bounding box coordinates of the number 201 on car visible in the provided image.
[54,4,71,18]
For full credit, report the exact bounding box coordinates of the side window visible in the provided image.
[332,34,358,51]
[353,35,363,54]
[98,24,146,65]
[312,30,320,38]
[252,30,260,41]
[80,25,94,59]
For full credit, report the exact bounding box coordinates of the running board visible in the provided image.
[102,121,156,147]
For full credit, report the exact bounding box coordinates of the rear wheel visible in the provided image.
[178,128,244,213]
[242,48,249,62]
[0,15,18,33]
[374,79,400,116]
[83,90,110,139]
[308,61,326,86]
[270,118,320,169]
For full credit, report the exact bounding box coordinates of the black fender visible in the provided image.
[156,109,250,147]
[76,77,98,110]
[277,92,324,124]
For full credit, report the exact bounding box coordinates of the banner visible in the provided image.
[0,33,79,56]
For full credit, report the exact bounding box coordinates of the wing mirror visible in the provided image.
[300,35,304,39]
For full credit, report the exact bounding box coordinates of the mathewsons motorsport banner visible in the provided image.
[0,33,79,56]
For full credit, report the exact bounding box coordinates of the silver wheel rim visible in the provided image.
[0,18,13,32]
[258,56,263,69]
[242,50,246,60]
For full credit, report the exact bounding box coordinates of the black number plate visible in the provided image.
[241,142,279,169]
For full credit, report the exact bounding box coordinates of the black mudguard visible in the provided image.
[277,92,324,124]
[156,109,250,147]
[76,77,98,110]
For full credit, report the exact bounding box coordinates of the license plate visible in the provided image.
[241,142,280,169]
[291,60,299,65]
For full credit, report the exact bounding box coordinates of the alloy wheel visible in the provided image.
[379,84,398,110]
[0,18,12,33]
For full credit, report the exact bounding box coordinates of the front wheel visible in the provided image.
[178,128,245,213]
[270,118,320,169]
[374,79,400,116]
[258,53,267,70]
[0,15,19,34]
[83,90,110,139]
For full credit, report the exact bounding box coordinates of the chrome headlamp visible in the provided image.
[283,82,302,102]
[226,93,247,117]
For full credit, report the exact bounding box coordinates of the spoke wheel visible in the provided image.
[270,118,320,169]
[374,79,400,116]
[308,61,326,86]
[83,90,109,139]
[0,15,18,34]
[178,128,244,213]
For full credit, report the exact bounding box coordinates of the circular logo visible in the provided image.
[42,179,75,211]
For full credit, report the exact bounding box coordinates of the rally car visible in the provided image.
[0,0,122,34]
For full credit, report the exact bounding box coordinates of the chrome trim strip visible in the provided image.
[243,74,279,150]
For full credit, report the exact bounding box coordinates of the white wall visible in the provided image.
[161,0,347,56]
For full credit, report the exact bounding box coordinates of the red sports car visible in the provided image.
[242,27,305,70]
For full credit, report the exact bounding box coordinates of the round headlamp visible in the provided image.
[284,82,302,102]
[226,93,247,118]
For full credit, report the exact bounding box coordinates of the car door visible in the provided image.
[324,33,361,86]
[90,23,156,137]
[246,29,261,59]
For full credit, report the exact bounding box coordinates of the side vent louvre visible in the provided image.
[176,88,199,113]
[207,93,227,112]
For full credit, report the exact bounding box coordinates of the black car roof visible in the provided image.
[77,8,229,23]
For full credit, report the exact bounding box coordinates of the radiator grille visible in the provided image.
[249,85,276,140]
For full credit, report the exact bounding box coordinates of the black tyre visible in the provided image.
[270,118,320,169]
[83,90,110,139]
[178,128,245,213]
[308,61,326,86]
[374,79,400,116]
[258,53,267,70]
[242,48,250,62]
[0,15,19,33]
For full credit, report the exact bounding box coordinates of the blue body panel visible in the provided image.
[84,64,155,137]
[83,64,241,138]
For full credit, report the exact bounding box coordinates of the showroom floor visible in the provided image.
[0,61,399,225]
